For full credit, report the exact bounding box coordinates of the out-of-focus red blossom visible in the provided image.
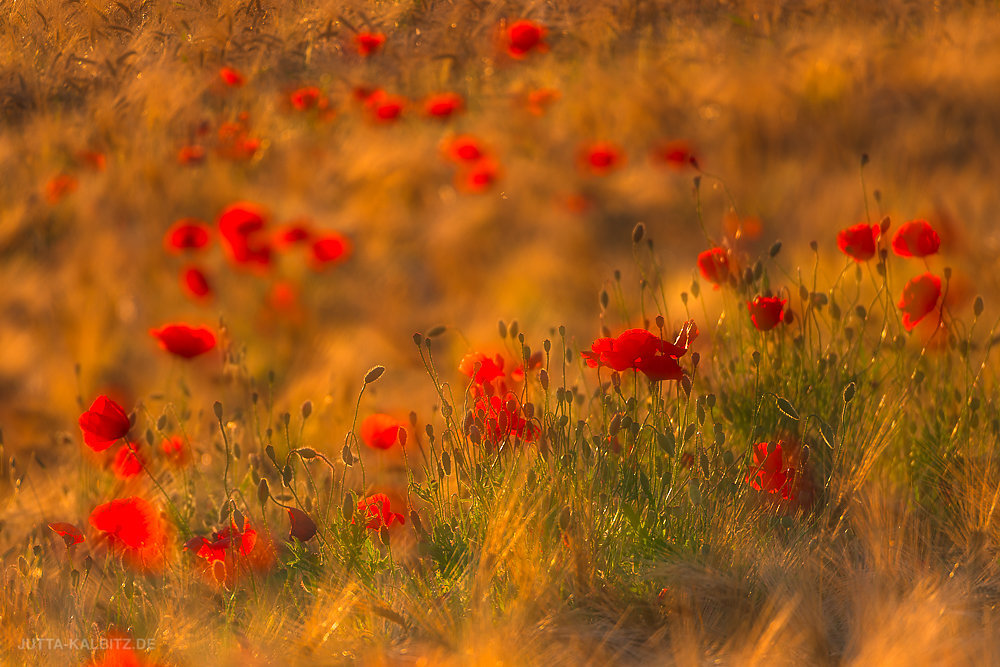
[747,296,785,331]
[510,351,544,382]
[459,352,506,384]
[85,630,162,667]
[506,19,548,58]
[526,87,560,115]
[475,392,540,443]
[898,272,942,331]
[361,413,403,450]
[287,508,318,542]
[458,159,500,193]
[444,135,485,163]
[723,211,763,241]
[177,145,206,165]
[582,321,697,381]
[652,140,698,170]
[160,437,190,467]
[837,222,880,261]
[216,121,260,161]
[580,142,625,176]
[219,66,245,87]
[355,32,386,56]
[289,86,324,111]
[273,221,313,249]
[164,219,211,253]
[892,219,941,258]
[45,173,78,203]
[424,92,464,118]
[562,192,592,215]
[218,202,272,269]
[89,497,167,571]
[309,233,352,269]
[149,324,217,359]
[356,493,405,531]
[184,521,257,564]
[697,247,730,288]
[79,395,131,452]
[267,281,301,316]
[365,90,405,122]
[679,451,695,469]
[181,266,212,301]
[77,150,107,171]
[48,522,85,547]
[112,444,145,479]
[747,442,793,498]
[184,520,273,586]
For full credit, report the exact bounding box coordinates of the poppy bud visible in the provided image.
[843,382,856,404]
[540,369,549,390]
[341,444,353,466]
[632,222,645,244]
[409,510,423,534]
[412,333,423,346]
[281,464,293,486]
[800,445,811,465]
[880,215,891,233]
[257,478,270,505]
[769,240,782,257]
[975,296,985,317]
[498,320,508,338]
[265,444,277,465]
[364,366,385,384]
[301,401,312,420]
[600,290,609,309]
[297,447,317,459]
[379,525,390,545]
[944,267,952,280]
[559,506,571,531]
[426,325,446,338]
[233,508,246,532]
[342,493,354,521]
[156,415,167,431]
[442,450,452,475]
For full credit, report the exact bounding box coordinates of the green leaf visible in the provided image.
[776,396,800,420]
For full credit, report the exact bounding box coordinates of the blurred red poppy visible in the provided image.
[747,296,785,331]
[85,630,158,667]
[652,140,698,170]
[161,436,190,467]
[164,219,211,253]
[582,322,696,381]
[45,173,77,203]
[290,86,324,111]
[77,150,107,171]
[177,145,206,165]
[356,493,405,531]
[366,91,405,121]
[79,395,131,452]
[458,159,500,192]
[219,66,245,87]
[355,32,386,56]
[184,521,257,564]
[697,247,730,287]
[506,19,548,58]
[89,496,167,570]
[309,233,352,269]
[112,443,145,479]
[361,413,402,449]
[526,87,560,115]
[425,92,464,118]
[150,324,217,359]
[580,142,625,176]
[747,442,793,498]
[837,222,880,261]
[273,222,313,248]
[48,522,85,547]
[444,135,485,163]
[218,202,272,268]
[898,272,941,331]
[459,352,506,384]
[892,219,940,258]
[475,392,540,443]
[181,266,212,301]
[287,507,318,542]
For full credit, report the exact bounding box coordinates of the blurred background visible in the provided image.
[2,0,998,456]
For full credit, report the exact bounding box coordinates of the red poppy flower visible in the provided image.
[218,202,272,268]
[424,92,464,118]
[177,145,206,165]
[361,413,402,449]
[459,352,506,384]
[267,281,301,315]
[112,443,145,479]
[652,140,698,170]
[181,266,212,301]
[48,522,85,547]
[581,326,693,374]
[355,493,405,531]
[164,219,211,253]
[475,392,540,443]
[161,436,190,467]
[580,142,625,176]
[747,442,793,498]
[290,86,324,111]
[458,159,500,192]
[892,219,941,258]
[89,496,167,570]
[77,150,107,171]
[506,19,548,58]
[355,32,386,56]
[697,247,730,287]
[526,87,560,115]
[898,273,941,331]
[273,222,313,248]
[309,233,352,269]
[184,521,265,585]
[45,173,78,203]
[444,135,485,163]
[365,91,405,122]
[288,507,318,542]
[86,630,157,667]
[837,222,880,261]
[747,296,785,331]
[150,324,217,359]
[79,395,131,452]
[219,66,245,87]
